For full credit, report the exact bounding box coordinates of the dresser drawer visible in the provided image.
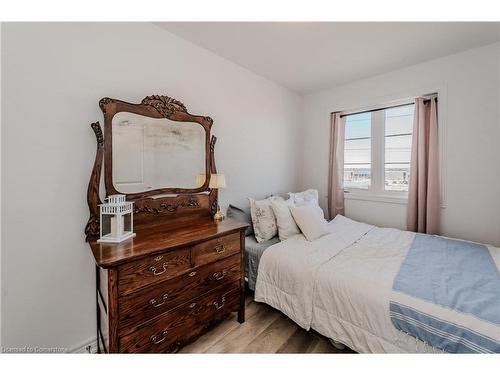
[118,248,191,295]
[192,232,241,266]
[119,282,241,353]
[119,254,241,331]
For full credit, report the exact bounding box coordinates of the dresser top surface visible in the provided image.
[89,218,249,268]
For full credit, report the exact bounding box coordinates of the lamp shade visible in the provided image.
[195,173,206,187]
[209,174,226,189]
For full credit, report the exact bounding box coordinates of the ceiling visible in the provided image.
[155,22,500,94]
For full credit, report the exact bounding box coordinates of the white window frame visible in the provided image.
[343,106,413,205]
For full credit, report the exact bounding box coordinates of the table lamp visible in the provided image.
[195,173,206,188]
[209,173,226,221]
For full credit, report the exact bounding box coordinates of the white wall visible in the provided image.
[301,42,500,246]
[1,23,301,350]
[0,23,3,349]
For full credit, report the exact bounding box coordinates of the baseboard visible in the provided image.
[70,337,98,354]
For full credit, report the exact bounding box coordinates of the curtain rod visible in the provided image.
[339,96,437,118]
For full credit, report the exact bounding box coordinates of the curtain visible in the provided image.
[407,97,439,234]
[327,112,346,220]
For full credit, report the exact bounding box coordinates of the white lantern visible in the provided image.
[97,194,136,243]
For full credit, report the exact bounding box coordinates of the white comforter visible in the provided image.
[254,215,374,330]
[254,215,445,353]
[311,224,444,352]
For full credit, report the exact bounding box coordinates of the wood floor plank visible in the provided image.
[204,302,280,353]
[243,315,298,353]
[277,327,317,353]
[304,334,321,354]
[178,291,355,354]
[179,313,240,353]
[180,300,261,353]
[310,336,340,353]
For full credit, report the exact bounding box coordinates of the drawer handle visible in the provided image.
[213,270,227,281]
[149,293,168,308]
[188,271,197,277]
[214,244,225,254]
[213,296,226,310]
[149,263,167,276]
[150,330,168,345]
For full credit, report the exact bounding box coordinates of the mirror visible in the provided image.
[112,112,206,193]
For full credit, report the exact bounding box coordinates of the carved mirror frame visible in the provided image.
[85,95,218,241]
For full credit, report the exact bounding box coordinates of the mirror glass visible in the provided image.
[112,112,206,193]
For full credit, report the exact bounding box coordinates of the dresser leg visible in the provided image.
[95,265,101,354]
[238,293,246,324]
[238,309,245,323]
[239,231,246,324]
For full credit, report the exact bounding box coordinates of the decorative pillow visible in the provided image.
[290,204,329,241]
[312,201,326,220]
[270,198,300,241]
[248,197,280,243]
[226,204,254,236]
[288,189,319,206]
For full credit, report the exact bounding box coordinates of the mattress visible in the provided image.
[245,235,279,290]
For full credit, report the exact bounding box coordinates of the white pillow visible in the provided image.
[288,189,327,221]
[270,198,300,241]
[248,197,280,243]
[290,204,329,241]
[288,189,319,206]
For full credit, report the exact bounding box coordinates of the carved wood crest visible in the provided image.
[141,95,187,117]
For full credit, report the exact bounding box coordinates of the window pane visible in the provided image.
[385,105,414,117]
[385,134,412,163]
[385,104,414,136]
[344,112,371,190]
[385,164,410,191]
[344,164,371,190]
[385,115,413,136]
[345,112,371,139]
[345,138,371,164]
[384,104,414,192]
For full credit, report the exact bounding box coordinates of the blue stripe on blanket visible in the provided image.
[390,234,500,353]
[390,302,500,353]
[393,234,500,325]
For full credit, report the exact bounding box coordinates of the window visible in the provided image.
[384,106,413,192]
[344,113,371,190]
[343,103,414,197]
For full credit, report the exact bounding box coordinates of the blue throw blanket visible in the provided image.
[390,234,500,353]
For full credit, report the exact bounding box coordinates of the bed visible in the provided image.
[254,215,500,353]
[245,235,279,290]
[226,204,280,291]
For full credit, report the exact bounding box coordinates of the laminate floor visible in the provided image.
[180,292,355,354]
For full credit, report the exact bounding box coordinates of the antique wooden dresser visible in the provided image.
[85,95,248,353]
